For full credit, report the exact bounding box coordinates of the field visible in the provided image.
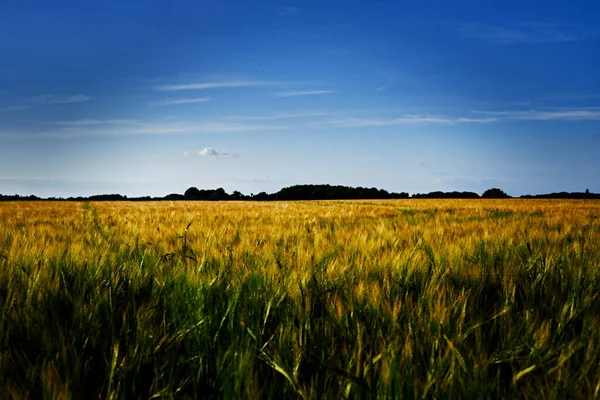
[1,199,599,399]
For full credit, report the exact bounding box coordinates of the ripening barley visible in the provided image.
[0,199,599,398]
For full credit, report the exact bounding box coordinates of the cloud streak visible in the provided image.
[458,23,589,44]
[6,107,599,141]
[11,118,290,139]
[48,119,139,126]
[28,94,91,104]
[539,93,600,101]
[1,94,91,112]
[152,97,211,106]
[1,105,31,111]
[476,109,600,121]
[322,114,498,127]
[155,81,280,91]
[274,90,335,97]
[225,112,333,121]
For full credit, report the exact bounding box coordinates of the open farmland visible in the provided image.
[1,200,600,399]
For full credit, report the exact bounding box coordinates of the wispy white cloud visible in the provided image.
[274,90,335,97]
[48,119,139,126]
[155,81,280,91]
[185,147,236,157]
[225,112,333,121]
[1,105,31,111]
[279,6,298,16]
[0,176,53,181]
[7,106,599,142]
[322,114,498,127]
[14,118,290,139]
[28,94,91,104]
[458,23,589,44]
[152,97,211,106]
[475,108,600,121]
[537,106,600,110]
[375,86,386,92]
[539,93,600,100]
[1,94,90,111]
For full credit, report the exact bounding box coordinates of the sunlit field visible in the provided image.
[1,200,599,399]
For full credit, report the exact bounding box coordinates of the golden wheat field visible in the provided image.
[1,199,600,399]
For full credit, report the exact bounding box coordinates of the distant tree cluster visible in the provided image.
[412,188,515,199]
[412,191,480,199]
[520,190,600,200]
[88,194,127,201]
[0,194,40,201]
[275,184,409,200]
[182,187,245,201]
[2,186,599,202]
[181,185,409,201]
[184,187,230,201]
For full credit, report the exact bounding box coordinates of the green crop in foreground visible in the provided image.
[1,200,599,399]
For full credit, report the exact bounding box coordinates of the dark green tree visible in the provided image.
[482,188,510,199]
[184,187,201,200]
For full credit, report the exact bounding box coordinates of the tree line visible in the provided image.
[2,185,600,202]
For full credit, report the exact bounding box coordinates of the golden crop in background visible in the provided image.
[3,199,596,268]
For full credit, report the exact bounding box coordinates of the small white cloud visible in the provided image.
[375,86,386,91]
[274,90,334,97]
[152,97,211,106]
[185,147,237,158]
[199,147,232,157]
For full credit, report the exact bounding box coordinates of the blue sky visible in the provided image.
[1,0,599,197]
